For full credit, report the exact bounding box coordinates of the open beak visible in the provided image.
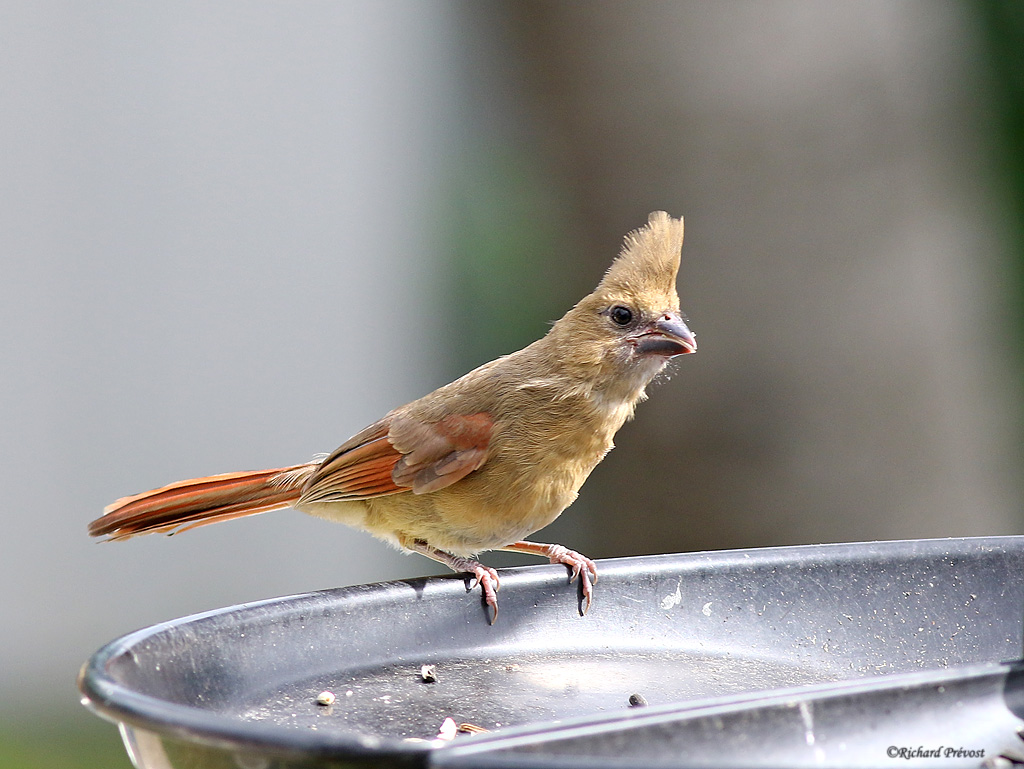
[633,313,697,357]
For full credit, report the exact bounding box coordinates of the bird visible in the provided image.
[89,211,696,622]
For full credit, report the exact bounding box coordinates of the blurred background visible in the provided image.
[2,1,1023,765]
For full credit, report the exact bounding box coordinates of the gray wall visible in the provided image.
[0,1,462,707]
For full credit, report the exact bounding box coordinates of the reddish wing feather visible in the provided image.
[299,412,495,504]
[390,412,493,494]
[299,420,405,504]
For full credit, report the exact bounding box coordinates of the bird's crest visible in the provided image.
[596,211,684,309]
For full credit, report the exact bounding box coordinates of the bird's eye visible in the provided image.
[609,305,634,326]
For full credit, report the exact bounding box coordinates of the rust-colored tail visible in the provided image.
[89,464,317,540]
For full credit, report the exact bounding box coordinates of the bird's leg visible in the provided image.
[501,541,597,614]
[401,537,501,623]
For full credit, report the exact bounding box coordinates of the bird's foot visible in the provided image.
[502,540,598,615]
[457,557,501,624]
[402,538,501,623]
[544,544,597,614]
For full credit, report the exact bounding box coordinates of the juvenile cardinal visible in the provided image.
[90,211,696,621]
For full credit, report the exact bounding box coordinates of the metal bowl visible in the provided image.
[80,537,1024,767]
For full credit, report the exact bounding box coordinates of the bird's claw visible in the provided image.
[403,539,503,624]
[469,564,500,624]
[545,545,598,615]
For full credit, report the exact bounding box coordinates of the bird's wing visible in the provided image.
[299,412,494,504]
[389,412,494,494]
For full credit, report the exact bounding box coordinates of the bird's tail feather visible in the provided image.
[89,464,317,540]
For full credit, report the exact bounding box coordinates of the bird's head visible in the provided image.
[552,212,696,388]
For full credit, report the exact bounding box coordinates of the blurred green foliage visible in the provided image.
[0,708,129,769]
[444,148,581,375]
[975,2,1024,338]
